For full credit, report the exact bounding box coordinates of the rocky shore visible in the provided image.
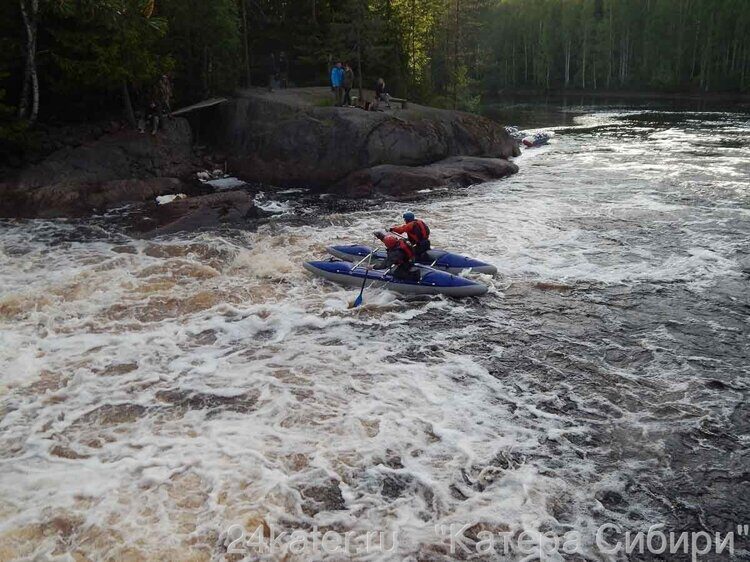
[0,87,519,231]
[209,87,519,192]
[0,119,196,219]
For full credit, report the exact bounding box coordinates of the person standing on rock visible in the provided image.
[278,51,289,88]
[156,74,173,115]
[268,53,279,91]
[146,74,173,135]
[373,78,391,110]
[342,63,354,106]
[330,62,344,106]
[389,211,431,259]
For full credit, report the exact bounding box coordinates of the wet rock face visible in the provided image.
[0,118,195,218]
[0,177,186,218]
[334,156,519,198]
[138,191,259,237]
[0,89,520,218]
[15,119,194,189]
[208,88,520,190]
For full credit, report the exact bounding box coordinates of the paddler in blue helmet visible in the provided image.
[389,211,431,259]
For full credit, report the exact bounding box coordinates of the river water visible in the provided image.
[1,103,748,561]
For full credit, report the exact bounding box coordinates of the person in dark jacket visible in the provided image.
[342,63,354,106]
[390,211,430,259]
[268,53,279,91]
[373,231,419,281]
[155,74,173,114]
[278,51,289,88]
[373,78,391,110]
[142,74,172,135]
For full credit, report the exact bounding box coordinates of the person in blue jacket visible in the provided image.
[330,62,344,106]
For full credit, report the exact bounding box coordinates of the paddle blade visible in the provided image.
[350,263,369,308]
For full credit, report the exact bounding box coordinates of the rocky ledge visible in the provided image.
[0,87,519,221]
[0,119,196,219]
[134,191,261,237]
[334,156,518,198]
[206,87,520,196]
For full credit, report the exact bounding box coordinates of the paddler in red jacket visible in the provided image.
[389,211,431,259]
[373,231,420,281]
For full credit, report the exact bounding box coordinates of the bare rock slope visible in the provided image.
[207,87,520,196]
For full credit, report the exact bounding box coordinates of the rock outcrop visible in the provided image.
[206,87,520,190]
[136,191,259,237]
[0,177,187,219]
[334,156,519,198]
[1,88,520,219]
[0,119,195,218]
[17,118,194,188]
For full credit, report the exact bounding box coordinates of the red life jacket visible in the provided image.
[404,219,430,244]
[383,235,415,262]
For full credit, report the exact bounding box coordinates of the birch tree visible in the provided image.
[18,0,39,124]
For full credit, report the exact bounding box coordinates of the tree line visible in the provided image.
[1,0,749,136]
[481,0,750,94]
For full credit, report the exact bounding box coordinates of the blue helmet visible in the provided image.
[403,211,415,222]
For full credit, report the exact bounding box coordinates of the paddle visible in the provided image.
[349,251,373,308]
[350,231,415,307]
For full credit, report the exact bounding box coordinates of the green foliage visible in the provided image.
[0,74,14,122]
[480,0,750,93]
[1,0,748,134]
[0,3,28,157]
[49,0,171,94]
[0,72,30,163]
[158,0,241,101]
[389,0,445,94]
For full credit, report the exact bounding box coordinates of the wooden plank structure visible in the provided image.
[390,97,408,109]
[171,97,228,117]
[351,95,408,110]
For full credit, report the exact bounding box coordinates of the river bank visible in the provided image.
[0,88,519,228]
[483,90,750,135]
[485,89,750,104]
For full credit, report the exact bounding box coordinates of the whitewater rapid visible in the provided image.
[1,107,748,561]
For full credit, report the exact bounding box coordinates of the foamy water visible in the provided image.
[1,108,748,561]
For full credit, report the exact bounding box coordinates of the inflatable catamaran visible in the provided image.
[303,259,489,297]
[326,245,497,275]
